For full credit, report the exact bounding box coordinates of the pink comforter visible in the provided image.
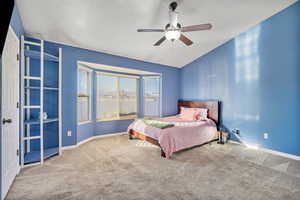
[127,116,218,158]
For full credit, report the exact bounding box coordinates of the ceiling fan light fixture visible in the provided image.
[137,1,212,46]
[165,30,181,41]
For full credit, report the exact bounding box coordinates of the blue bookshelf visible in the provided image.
[21,36,62,166]
[24,147,59,164]
[24,49,59,62]
[24,118,58,125]
[25,86,59,91]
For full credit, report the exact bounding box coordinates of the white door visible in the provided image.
[1,27,20,199]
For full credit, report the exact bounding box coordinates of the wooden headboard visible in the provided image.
[178,100,219,127]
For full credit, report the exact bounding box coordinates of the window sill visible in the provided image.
[96,117,137,122]
[78,120,92,125]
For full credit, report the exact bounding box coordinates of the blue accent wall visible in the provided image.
[42,41,180,146]
[77,122,94,143]
[180,2,300,156]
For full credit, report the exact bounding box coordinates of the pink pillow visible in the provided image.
[180,107,196,121]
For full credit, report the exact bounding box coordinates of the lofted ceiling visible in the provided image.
[16,0,297,68]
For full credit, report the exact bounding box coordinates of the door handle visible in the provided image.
[2,118,12,124]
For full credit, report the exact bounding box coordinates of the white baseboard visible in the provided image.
[62,132,126,150]
[228,140,300,161]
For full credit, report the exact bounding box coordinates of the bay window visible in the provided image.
[97,72,138,121]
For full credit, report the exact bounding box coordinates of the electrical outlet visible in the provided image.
[263,133,268,139]
[232,128,240,135]
[67,130,72,136]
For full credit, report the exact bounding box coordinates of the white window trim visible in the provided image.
[143,75,160,79]
[78,120,92,125]
[96,116,137,122]
[79,65,93,72]
[77,65,93,125]
[96,72,139,122]
[96,71,140,79]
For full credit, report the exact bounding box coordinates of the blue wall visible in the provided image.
[42,41,180,146]
[180,2,300,156]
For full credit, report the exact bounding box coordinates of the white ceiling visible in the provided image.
[16,0,297,68]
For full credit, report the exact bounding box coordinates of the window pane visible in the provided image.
[78,69,89,95]
[144,77,160,117]
[77,97,89,122]
[77,68,91,123]
[119,77,137,119]
[97,75,118,120]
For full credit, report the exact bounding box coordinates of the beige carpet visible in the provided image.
[6,134,300,200]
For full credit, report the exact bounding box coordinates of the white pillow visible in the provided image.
[180,107,208,120]
[195,108,208,119]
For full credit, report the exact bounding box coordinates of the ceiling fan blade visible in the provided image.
[154,36,166,46]
[137,29,165,32]
[181,24,212,32]
[179,34,193,46]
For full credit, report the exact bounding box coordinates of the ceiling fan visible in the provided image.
[137,1,212,46]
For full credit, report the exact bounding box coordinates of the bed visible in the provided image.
[127,100,220,158]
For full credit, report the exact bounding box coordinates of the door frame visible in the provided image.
[0,45,3,200]
[0,26,20,200]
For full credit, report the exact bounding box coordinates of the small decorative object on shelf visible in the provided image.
[39,112,48,120]
[43,112,48,120]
